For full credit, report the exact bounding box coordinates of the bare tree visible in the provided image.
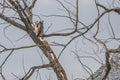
[0,0,120,80]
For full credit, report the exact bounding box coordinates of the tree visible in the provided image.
[0,0,120,80]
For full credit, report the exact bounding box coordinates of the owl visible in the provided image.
[32,21,43,38]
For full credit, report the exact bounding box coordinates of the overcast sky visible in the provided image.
[0,0,120,80]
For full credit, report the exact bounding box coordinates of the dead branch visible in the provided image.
[21,64,51,80]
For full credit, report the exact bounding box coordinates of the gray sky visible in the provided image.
[0,0,120,80]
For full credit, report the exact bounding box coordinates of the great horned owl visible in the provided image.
[32,21,43,38]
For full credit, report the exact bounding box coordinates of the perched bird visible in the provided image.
[32,21,44,38]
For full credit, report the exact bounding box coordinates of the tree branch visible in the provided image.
[21,64,51,80]
[0,13,26,31]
